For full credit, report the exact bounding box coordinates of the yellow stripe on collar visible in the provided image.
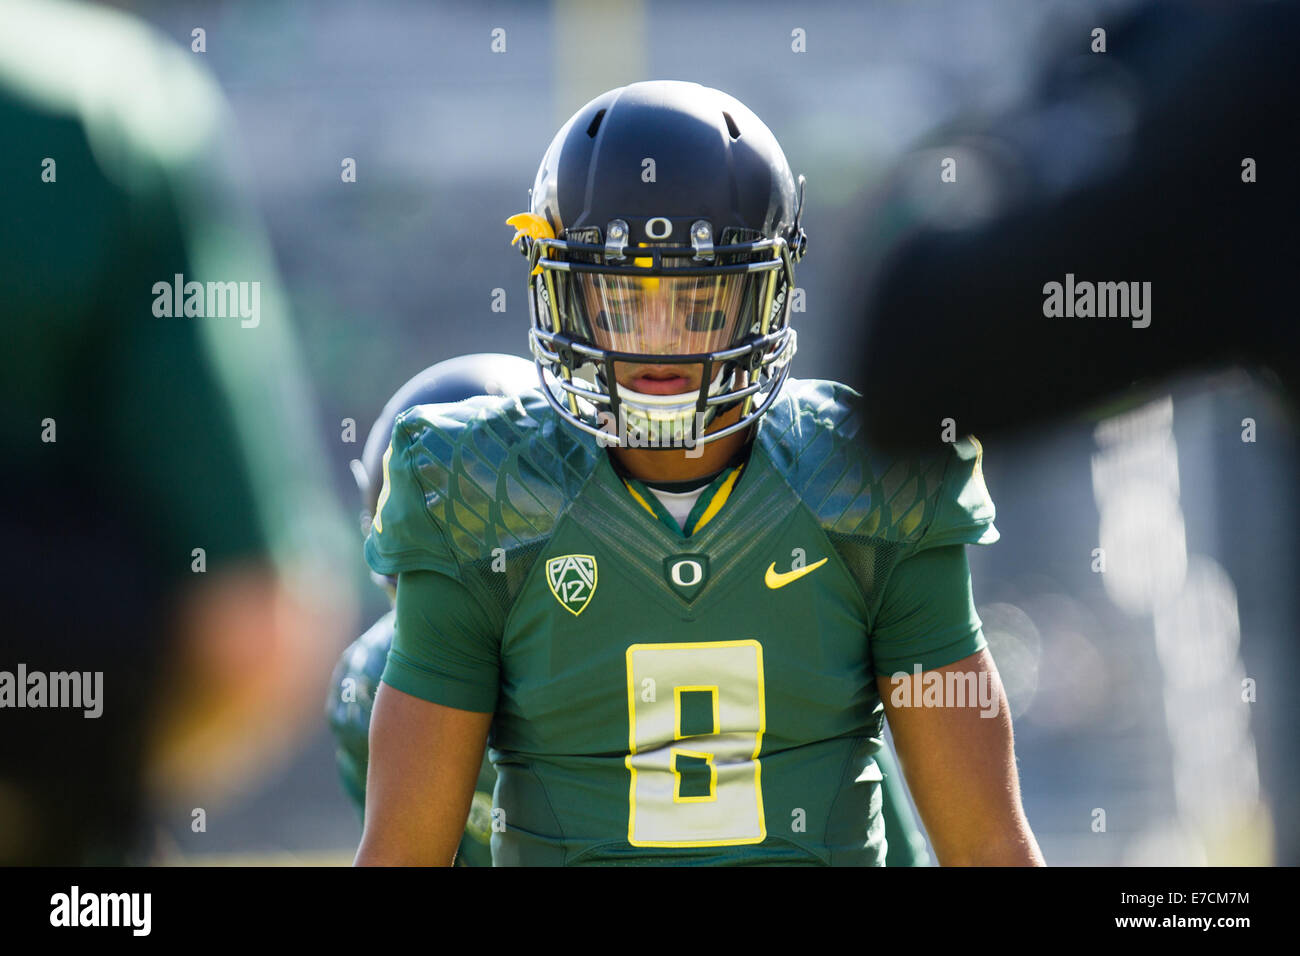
[689,463,744,534]
[622,479,659,519]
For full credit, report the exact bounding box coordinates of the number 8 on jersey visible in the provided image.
[625,640,766,847]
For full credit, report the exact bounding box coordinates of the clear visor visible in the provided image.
[570,270,764,357]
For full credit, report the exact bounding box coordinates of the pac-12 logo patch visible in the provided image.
[546,554,598,616]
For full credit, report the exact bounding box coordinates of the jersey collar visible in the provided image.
[620,461,746,537]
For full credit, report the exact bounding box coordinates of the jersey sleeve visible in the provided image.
[382,569,501,713]
[869,543,987,677]
[914,436,998,553]
[364,414,461,580]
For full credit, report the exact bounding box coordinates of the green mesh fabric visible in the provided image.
[462,538,548,625]
[822,531,905,624]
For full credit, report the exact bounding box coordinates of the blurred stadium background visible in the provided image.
[18,0,1294,865]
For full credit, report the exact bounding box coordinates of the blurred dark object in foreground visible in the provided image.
[0,0,353,863]
[849,0,1300,449]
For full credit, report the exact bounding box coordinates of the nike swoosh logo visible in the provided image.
[764,557,828,589]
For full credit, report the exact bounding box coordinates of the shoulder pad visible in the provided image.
[917,435,998,551]
[364,388,600,578]
[759,379,997,548]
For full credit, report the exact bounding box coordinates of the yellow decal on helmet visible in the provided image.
[506,212,556,275]
[634,243,658,291]
[506,212,555,243]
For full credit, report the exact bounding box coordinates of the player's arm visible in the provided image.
[352,568,502,866]
[355,685,491,866]
[355,417,506,864]
[877,649,1043,866]
[870,541,1043,866]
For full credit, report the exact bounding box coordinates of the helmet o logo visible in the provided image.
[670,559,702,587]
[645,217,673,240]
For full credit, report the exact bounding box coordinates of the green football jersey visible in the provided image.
[366,379,997,865]
[329,611,932,866]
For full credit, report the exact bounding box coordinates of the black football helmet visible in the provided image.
[508,80,807,448]
[352,352,536,559]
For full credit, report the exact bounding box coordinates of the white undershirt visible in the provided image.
[645,484,708,531]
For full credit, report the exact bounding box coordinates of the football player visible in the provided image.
[331,355,933,865]
[328,353,537,867]
[355,81,1043,866]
